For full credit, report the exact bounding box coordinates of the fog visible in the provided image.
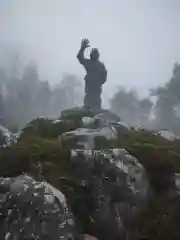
[1,0,180,103]
[0,0,180,131]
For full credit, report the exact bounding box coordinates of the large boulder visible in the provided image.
[57,108,150,239]
[93,110,121,124]
[61,107,94,120]
[0,174,75,240]
[67,148,149,239]
[57,108,149,238]
[158,130,180,141]
[60,126,117,149]
[59,108,130,149]
[0,125,14,147]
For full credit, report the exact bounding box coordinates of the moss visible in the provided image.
[117,130,170,149]
[60,108,94,121]
[128,145,177,193]
[20,117,82,140]
[132,195,180,240]
[0,137,70,182]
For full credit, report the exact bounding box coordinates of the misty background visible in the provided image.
[0,0,180,133]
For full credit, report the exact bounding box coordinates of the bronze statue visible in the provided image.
[77,39,107,110]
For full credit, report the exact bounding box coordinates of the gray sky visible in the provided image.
[0,0,180,106]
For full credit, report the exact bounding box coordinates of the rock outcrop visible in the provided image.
[1,107,180,240]
[69,148,149,239]
[0,175,75,240]
[58,108,149,239]
[0,125,15,147]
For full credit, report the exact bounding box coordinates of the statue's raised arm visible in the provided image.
[77,39,90,67]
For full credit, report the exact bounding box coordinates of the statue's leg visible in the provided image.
[84,82,90,109]
[84,84,102,110]
[93,94,101,110]
[84,93,101,110]
[91,85,102,110]
[84,93,91,109]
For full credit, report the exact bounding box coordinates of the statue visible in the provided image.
[77,39,107,110]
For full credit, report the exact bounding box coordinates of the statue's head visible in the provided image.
[90,48,100,61]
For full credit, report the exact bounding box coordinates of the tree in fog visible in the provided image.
[151,63,180,133]
[60,73,83,108]
[138,98,153,126]
[35,80,52,118]
[111,87,153,127]
[0,68,6,125]
[50,73,83,118]
[111,87,140,126]
[0,48,84,128]
[50,85,66,118]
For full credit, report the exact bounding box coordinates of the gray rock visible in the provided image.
[59,108,129,149]
[61,107,121,125]
[60,126,117,149]
[61,106,94,119]
[158,130,180,141]
[94,109,120,124]
[0,125,15,147]
[69,148,149,239]
[0,175,75,240]
[112,122,131,136]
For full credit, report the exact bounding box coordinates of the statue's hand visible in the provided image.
[81,38,90,49]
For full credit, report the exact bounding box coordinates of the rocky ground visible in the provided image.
[0,107,180,240]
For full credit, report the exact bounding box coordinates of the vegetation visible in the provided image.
[20,117,82,140]
[1,114,180,239]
